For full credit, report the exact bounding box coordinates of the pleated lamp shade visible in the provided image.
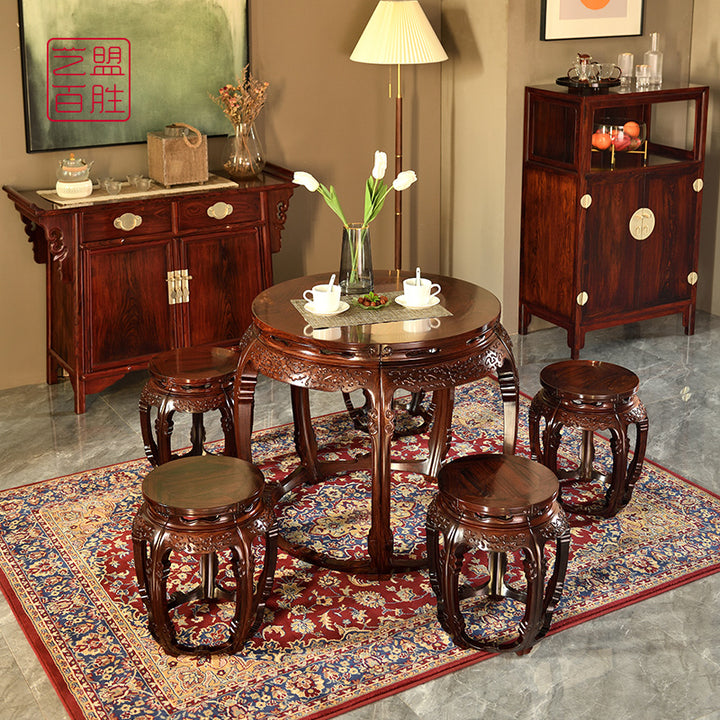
[350,0,447,65]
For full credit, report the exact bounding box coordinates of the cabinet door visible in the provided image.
[636,168,698,309]
[581,175,644,322]
[84,237,176,369]
[180,227,265,347]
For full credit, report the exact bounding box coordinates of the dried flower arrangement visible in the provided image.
[210,65,269,127]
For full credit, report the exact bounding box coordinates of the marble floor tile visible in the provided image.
[0,312,719,719]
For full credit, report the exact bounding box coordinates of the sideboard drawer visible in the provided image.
[82,201,173,240]
[177,192,261,232]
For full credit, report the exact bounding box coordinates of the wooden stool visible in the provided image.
[427,453,570,656]
[139,346,239,466]
[131,455,277,656]
[528,360,648,518]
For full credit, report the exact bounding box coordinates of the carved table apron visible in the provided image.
[232,271,519,575]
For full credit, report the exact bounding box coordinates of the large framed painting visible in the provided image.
[17,0,248,152]
[541,0,644,41]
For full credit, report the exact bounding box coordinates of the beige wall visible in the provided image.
[0,0,715,391]
[690,0,720,313]
[251,0,443,282]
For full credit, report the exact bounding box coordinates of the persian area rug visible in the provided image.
[2,378,720,720]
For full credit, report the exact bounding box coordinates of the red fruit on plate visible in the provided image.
[623,121,641,138]
[630,137,643,150]
[592,132,612,150]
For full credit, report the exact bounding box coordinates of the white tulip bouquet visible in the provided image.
[293,151,417,291]
[293,150,417,229]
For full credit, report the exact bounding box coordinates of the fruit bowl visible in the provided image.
[591,120,647,154]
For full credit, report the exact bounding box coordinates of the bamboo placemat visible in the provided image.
[291,291,453,328]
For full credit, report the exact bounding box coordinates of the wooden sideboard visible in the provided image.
[519,84,709,358]
[4,165,294,413]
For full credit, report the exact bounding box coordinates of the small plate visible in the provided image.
[395,295,440,309]
[304,300,349,316]
[355,299,390,310]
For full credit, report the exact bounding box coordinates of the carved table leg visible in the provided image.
[366,377,396,575]
[290,386,324,484]
[424,388,455,478]
[233,360,258,464]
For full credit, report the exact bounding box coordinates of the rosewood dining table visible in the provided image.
[232,270,519,575]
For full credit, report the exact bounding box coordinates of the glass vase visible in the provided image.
[339,223,373,295]
[223,122,266,179]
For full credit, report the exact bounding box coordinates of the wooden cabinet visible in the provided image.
[4,166,294,412]
[519,84,708,358]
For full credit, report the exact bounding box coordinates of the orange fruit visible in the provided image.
[592,132,612,150]
[623,121,640,138]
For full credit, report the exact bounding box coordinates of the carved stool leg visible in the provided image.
[623,413,648,507]
[189,413,206,456]
[147,535,179,656]
[537,527,571,641]
[219,387,237,457]
[139,394,160,467]
[603,425,630,517]
[154,397,176,466]
[428,518,469,647]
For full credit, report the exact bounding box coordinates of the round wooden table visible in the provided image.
[232,270,519,575]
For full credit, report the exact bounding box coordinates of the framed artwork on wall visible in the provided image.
[541,0,644,41]
[17,0,248,152]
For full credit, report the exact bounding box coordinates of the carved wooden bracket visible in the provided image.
[47,226,72,283]
[266,187,294,253]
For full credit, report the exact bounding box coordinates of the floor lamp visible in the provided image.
[351,0,447,271]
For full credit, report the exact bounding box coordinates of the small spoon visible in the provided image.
[415,267,421,285]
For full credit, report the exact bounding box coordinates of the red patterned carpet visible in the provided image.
[1,378,719,719]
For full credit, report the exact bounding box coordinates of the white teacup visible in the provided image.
[403,277,441,307]
[303,325,342,340]
[303,283,341,314]
[403,318,441,333]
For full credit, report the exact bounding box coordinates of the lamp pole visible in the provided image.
[395,64,403,270]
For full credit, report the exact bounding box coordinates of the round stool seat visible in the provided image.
[539,360,639,404]
[427,453,570,656]
[132,456,277,657]
[148,346,239,387]
[139,346,239,466]
[529,359,648,518]
[438,453,559,517]
[143,454,263,517]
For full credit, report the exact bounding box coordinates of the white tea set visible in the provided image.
[396,268,442,308]
[302,268,442,316]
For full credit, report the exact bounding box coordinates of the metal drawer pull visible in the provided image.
[207,202,234,219]
[113,213,143,231]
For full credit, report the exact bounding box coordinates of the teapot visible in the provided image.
[56,153,94,183]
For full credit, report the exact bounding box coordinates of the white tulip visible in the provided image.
[372,151,387,180]
[392,170,417,192]
[293,171,320,192]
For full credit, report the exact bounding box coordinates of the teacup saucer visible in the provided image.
[395,295,440,309]
[304,300,349,316]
